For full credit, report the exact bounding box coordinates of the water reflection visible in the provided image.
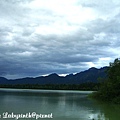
[0,89,120,120]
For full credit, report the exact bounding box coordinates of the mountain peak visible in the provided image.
[48,73,59,76]
[88,67,98,70]
[0,67,108,85]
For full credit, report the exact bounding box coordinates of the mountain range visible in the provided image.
[0,67,108,85]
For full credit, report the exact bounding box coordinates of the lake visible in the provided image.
[0,88,120,120]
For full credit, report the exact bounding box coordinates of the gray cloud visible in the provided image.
[0,0,120,79]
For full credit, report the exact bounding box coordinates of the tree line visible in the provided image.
[0,82,99,91]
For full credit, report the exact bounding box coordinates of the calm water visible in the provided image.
[0,88,120,120]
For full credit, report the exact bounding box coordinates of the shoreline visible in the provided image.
[0,87,94,94]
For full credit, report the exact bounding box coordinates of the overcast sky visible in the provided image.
[0,0,120,79]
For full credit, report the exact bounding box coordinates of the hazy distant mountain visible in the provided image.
[0,77,8,84]
[0,67,108,85]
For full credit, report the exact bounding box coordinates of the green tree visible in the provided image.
[108,58,120,81]
[92,58,120,104]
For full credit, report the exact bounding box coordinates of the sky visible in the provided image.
[0,0,120,79]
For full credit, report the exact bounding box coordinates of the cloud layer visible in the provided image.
[0,0,120,78]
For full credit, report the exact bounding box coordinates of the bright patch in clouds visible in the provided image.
[87,62,96,68]
[29,0,96,35]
